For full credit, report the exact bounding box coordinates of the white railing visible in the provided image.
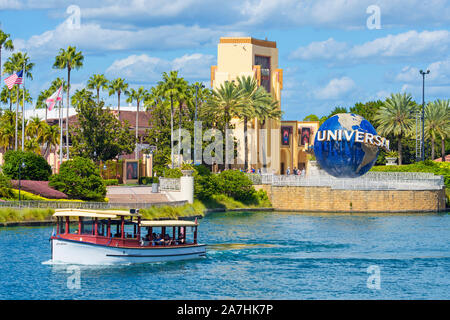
[256,172,444,191]
[159,178,181,191]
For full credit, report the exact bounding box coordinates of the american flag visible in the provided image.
[4,70,23,90]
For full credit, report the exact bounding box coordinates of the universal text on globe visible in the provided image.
[316,129,390,151]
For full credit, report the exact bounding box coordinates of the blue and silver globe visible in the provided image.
[313,113,379,178]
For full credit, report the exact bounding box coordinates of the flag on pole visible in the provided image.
[45,86,63,111]
[4,70,23,90]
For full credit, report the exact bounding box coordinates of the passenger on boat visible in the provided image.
[177,234,185,245]
[164,234,172,246]
[154,234,163,245]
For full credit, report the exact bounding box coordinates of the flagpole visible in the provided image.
[21,61,25,151]
[15,82,19,151]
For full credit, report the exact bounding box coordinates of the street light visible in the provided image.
[18,161,26,206]
[194,84,205,165]
[419,69,430,162]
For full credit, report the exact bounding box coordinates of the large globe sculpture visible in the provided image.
[313,113,379,178]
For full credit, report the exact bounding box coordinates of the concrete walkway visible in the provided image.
[106,186,170,204]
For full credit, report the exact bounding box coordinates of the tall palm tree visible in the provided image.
[426,99,450,161]
[36,89,51,122]
[236,75,277,170]
[0,110,15,151]
[53,46,84,160]
[0,29,14,92]
[1,85,15,111]
[3,52,34,151]
[87,74,108,104]
[40,122,60,158]
[158,71,186,168]
[108,78,128,121]
[204,81,245,169]
[126,86,148,159]
[374,93,416,165]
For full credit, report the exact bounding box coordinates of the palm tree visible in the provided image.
[426,99,450,161]
[158,71,186,168]
[204,81,246,169]
[126,86,148,159]
[108,78,128,121]
[0,29,14,92]
[0,110,15,151]
[3,52,34,151]
[236,75,278,170]
[374,93,416,165]
[87,74,108,104]
[40,122,60,158]
[1,85,15,111]
[36,89,51,122]
[53,46,84,160]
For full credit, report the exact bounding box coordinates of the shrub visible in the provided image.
[138,176,159,185]
[194,173,222,200]
[2,150,52,181]
[0,172,13,199]
[371,160,450,189]
[103,179,119,186]
[163,168,183,178]
[49,157,106,201]
[217,170,256,202]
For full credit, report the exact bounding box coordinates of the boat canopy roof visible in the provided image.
[138,220,198,227]
[53,209,140,218]
[53,210,117,219]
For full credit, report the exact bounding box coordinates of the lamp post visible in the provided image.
[194,84,205,165]
[419,69,430,162]
[18,161,26,206]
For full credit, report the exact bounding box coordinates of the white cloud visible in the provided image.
[395,58,450,85]
[13,20,241,59]
[291,30,450,64]
[314,76,356,100]
[3,0,449,29]
[105,53,215,83]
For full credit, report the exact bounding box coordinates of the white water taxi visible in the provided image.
[50,209,206,265]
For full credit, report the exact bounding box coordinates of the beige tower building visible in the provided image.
[211,37,283,173]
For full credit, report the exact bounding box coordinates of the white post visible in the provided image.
[180,176,194,204]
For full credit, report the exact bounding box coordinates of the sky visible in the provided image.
[0,0,449,121]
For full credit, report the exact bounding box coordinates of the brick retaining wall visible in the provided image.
[255,185,446,212]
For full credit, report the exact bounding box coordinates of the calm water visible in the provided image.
[0,211,449,300]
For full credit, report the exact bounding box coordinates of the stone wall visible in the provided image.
[255,184,446,212]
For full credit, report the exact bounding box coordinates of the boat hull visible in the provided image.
[51,238,206,265]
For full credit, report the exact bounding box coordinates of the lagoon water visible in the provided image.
[0,211,449,299]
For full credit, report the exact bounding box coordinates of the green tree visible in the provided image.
[236,75,278,170]
[374,93,417,165]
[49,157,106,201]
[303,114,319,121]
[2,150,52,181]
[125,86,148,158]
[350,100,384,124]
[0,29,14,99]
[3,52,34,151]
[108,77,128,121]
[158,71,188,168]
[87,73,108,104]
[53,46,84,159]
[426,99,450,161]
[71,93,135,161]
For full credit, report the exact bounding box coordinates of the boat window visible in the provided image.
[58,218,65,234]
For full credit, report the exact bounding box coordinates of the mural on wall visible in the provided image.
[300,127,312,146]
[281,126,292,145]
[126,161,139,180]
